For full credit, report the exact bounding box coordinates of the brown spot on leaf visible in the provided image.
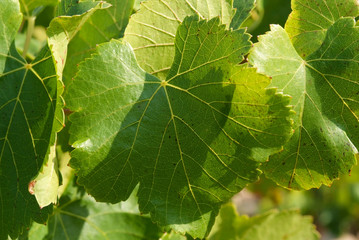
[28,180,36,195]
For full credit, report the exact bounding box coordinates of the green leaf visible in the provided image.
[47,0,111,81]
[19,0,59,16]
[0,1,60,238]
[285,0,359,58]
[62,0,135,86]
[32,144,60,208]
[124,0,235,80]
[24,181,163,240]
[208,203,319,240]
[66,16,292,238]
[249,18,359,190]
[56,0,109,16]
[230,0,255,30]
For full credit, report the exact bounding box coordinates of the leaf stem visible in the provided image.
[22,16,36,59]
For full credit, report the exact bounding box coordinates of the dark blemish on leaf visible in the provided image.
[282,162,285,165]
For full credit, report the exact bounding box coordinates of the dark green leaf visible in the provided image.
[0,1,59,239]
[230,0,255,30]
[24,181,163,240]
[248,0,291,42]
[56,0,109,16]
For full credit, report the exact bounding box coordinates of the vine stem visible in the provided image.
[22,16,36,59]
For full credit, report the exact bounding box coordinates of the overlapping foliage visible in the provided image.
[0,0,358,239]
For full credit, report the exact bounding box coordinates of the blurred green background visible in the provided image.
[237,163,359,240]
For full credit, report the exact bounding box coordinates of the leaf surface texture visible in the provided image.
[67,16,293,237]
[0,1,57,239]
[250,18,359,189]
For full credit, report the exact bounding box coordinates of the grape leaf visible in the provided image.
[62,0,135,86]
[66,16,292,238]
[32,144,60,208]
[47,0,111,81]
[23,181,163,240]
[249,18,359,190]
[26,0,108,210]
[208,203,319,240]
[31,79,65,209]
[124,0,235,80]
[0,1,61,239]
[230,0,255,30]
[285,0,359,58]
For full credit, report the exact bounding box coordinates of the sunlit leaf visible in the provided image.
[66,16,292,238]
[32,144,60,208]
[249,18,359,189]
[124,0,235,79]
[285,0,359,58]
